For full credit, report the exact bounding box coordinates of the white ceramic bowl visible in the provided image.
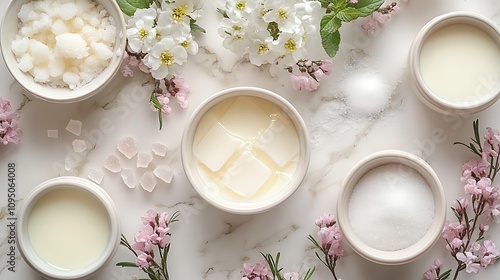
[181,87,310,214]
[409,11,500,114]
[17,176,121,279]
[337,150,446,265]
[1,0,126,103]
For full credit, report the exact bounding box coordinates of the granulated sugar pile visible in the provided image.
[12,0,116,89]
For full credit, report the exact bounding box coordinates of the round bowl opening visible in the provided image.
[181,87,310,214]
[409,11,500,114]
[0,0,126,103]
[337,150,446,265]
[17,177,120,279]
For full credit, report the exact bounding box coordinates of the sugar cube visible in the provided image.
[194,123,241,172]
[223,152,271,198]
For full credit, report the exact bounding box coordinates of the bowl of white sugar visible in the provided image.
[337,150,446,265]
[181,87,310,214]
[409,11,500,115]
[17,176,121,279]
[1,0,126,103]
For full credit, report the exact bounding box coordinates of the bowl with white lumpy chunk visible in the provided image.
[181,87,311,214]
[1,0,126,103]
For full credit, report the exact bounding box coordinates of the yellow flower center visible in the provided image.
[284,39,297,52]
[258,44,269,54]
[233,25,242,31]
[139,29,148,40]
[277,8,288,20]
[160,51,175,66]
[172,4,189,22]
[181,40,190,48]
[235,1,246,10]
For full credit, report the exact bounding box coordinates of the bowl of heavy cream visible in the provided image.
[0,0,126,103]
[409,11,500,114]
[337,150,446,265]
[17,176,120,279]
[181,87,310,214]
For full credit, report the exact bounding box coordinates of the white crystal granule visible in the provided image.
[11,0,117,89]
[88,168,104,184]
[103,154,121,173]
[137,152,153,168]
[121,168,135,189]
[140,171,157,192]
[154,166,174,184]
[117,136,138,159]
[72,139,87,153]
[66,119,82,136]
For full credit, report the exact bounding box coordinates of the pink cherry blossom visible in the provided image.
[424,259,442,280]
[136,252,153,268]
[169,76,190,109]
[461,158,488,182]
[456,251,481,273]
[319,60,333,75]
[315,213,336,228]
[0,98,22,145]
[241,259,272,280]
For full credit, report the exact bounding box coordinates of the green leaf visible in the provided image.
[349,0,385,17]
[336,7,362,22]
[116,262,138,268]
[116,0,152,17]
[267,22,280,40]
[216,8,229,18]
[321,26,341,57]
[320,14,342,34]
[318,0,332,9]
[190,19,206,33]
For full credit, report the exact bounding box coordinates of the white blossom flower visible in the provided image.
[162,0,195,25]
[144,38,188,79]
[176,33,199,55]
[263,0,301,33]
[225,0,260,20]
[248,31,277,66]
[275,30,306,66]
[126,7,158,53]
[218,18,251,55]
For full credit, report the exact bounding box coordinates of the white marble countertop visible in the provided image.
[1,0,500,279]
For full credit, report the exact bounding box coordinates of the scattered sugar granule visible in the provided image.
[103,154,121,173]
[117,136,138,159]
[348,163,435,251]
[153,166,174,184]
[121,168,135,189]
[152,143,168,157]
[140,171,157,192]
[47,129,59,138]
[88,168,104,184]
[65,119,82,136]
[72,139,87,153]
[11,0,116,89]
[341,70,392,116]
[137,152,153,168]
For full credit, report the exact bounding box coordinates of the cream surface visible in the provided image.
[420,23,500,102]
[28,188,110,270]
[193,95,300,200]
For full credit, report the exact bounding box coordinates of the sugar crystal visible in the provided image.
[72,139,87,153]
[137,152,153,168]
[65,119,82,136]
[103,154,121,173]
[121,168,135,189]
[152,143,168,157]
[117,136,138,159]
[140,172,157,192]
[348,163,435,251]
[47,129,58,138]
[88,168,104,184]
[153,166,174,184]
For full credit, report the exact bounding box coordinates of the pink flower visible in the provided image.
[169,76,190,109]
[318,225,344,259]
[319,60,333,75]
[290,75,319,91]
[456,251,481,273]
[446,238,463,253]
[136,252,153,268]
[156,94,172,115]
[0,98,22,145]
[424,259,442,280]
[283,271,299,280]
[241,259,272,280]
[442,220,466,241]
[141,209,158,226]
[480,240,500,267]
[315,213,336,228]
[461,159,488,181]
